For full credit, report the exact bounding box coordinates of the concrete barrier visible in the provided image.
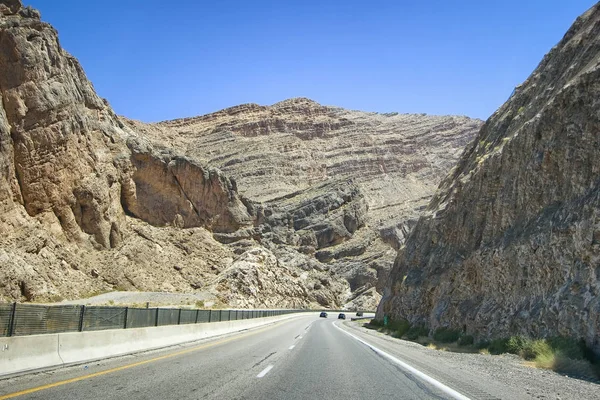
[0,334,63,376]
[1,313,306,377]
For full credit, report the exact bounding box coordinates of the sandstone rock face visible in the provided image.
[123,138,253,233]
[378,3,600,353]
[0,0,481,309]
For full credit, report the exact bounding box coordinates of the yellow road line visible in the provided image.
[0,320,288,400]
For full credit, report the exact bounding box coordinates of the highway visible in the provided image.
[0,314,467,400]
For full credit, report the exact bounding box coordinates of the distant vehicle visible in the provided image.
[356,311,363,317]
[338,313,346,320]
[319,312,328,318]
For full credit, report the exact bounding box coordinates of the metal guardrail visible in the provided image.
[0,303,315,337]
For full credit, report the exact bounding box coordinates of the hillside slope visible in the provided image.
[378,3,600,353]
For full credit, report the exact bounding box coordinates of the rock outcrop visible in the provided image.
[378,3,600,353]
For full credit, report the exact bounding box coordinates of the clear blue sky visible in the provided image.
[27,0,597,122]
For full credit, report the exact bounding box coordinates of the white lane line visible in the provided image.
[256,365,274,378]
[332,322,471,400]
[288,345,295,350]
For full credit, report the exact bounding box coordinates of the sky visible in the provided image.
[27,0,597,122]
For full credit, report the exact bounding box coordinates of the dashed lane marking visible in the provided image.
[256,365,273,378]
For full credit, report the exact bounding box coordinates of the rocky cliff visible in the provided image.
[0,0,482,309]
[378,3,600,353]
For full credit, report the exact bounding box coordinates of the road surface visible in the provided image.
[1,314,522,399]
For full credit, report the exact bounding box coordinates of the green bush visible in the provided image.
[433,327,461,343]
[476,340,490,350]
[488,338,509,355]
[523,340,553,361]
[405,325,429,340]
[389,319,411,338]
[364,319,384,330]
[503,336,588,361]
[506,336,529,355]
[458,335,474,346]
[546,336,587,360]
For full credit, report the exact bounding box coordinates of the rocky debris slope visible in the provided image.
[378,3,600,353]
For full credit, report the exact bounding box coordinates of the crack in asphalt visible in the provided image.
[252,352,276,368]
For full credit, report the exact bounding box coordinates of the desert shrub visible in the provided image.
[476,340,490,350]
[522,340,553,361]
[405,325,429,340]
[488,338,509,355]
[546,336,587,360]
[365,319,384,330]
[389,319,411,338]
[506,336,529,355]
[458,335,474,346]
[433,327,461,343]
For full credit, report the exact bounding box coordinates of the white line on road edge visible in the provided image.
[332,322,471,400]
[257,365,274,378]
[288,345,295,350]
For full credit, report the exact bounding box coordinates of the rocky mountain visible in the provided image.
[124,99,481,308]
[378,3,600,353]
[125,99,480,240]
[0,0,482,309]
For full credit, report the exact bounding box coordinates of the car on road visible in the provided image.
[319,312,327,318]
[338,313,346,319]
[356,311,363,317]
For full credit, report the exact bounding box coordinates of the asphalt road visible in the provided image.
[0,314,459,400]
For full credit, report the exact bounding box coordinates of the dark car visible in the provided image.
[338,313,346,320]
[356,311,363,317]
[320,312,328,318]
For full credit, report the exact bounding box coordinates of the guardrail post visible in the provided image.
[123,307,129,329]
[195,309,199,324]
[218,310,222,322]
[78,305,86,332]
[7,302,17,337]
[177,308,182,325]
[208,310,212,323]
[155,308,160,326]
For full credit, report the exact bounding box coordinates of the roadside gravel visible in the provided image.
[343,320,600,400]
